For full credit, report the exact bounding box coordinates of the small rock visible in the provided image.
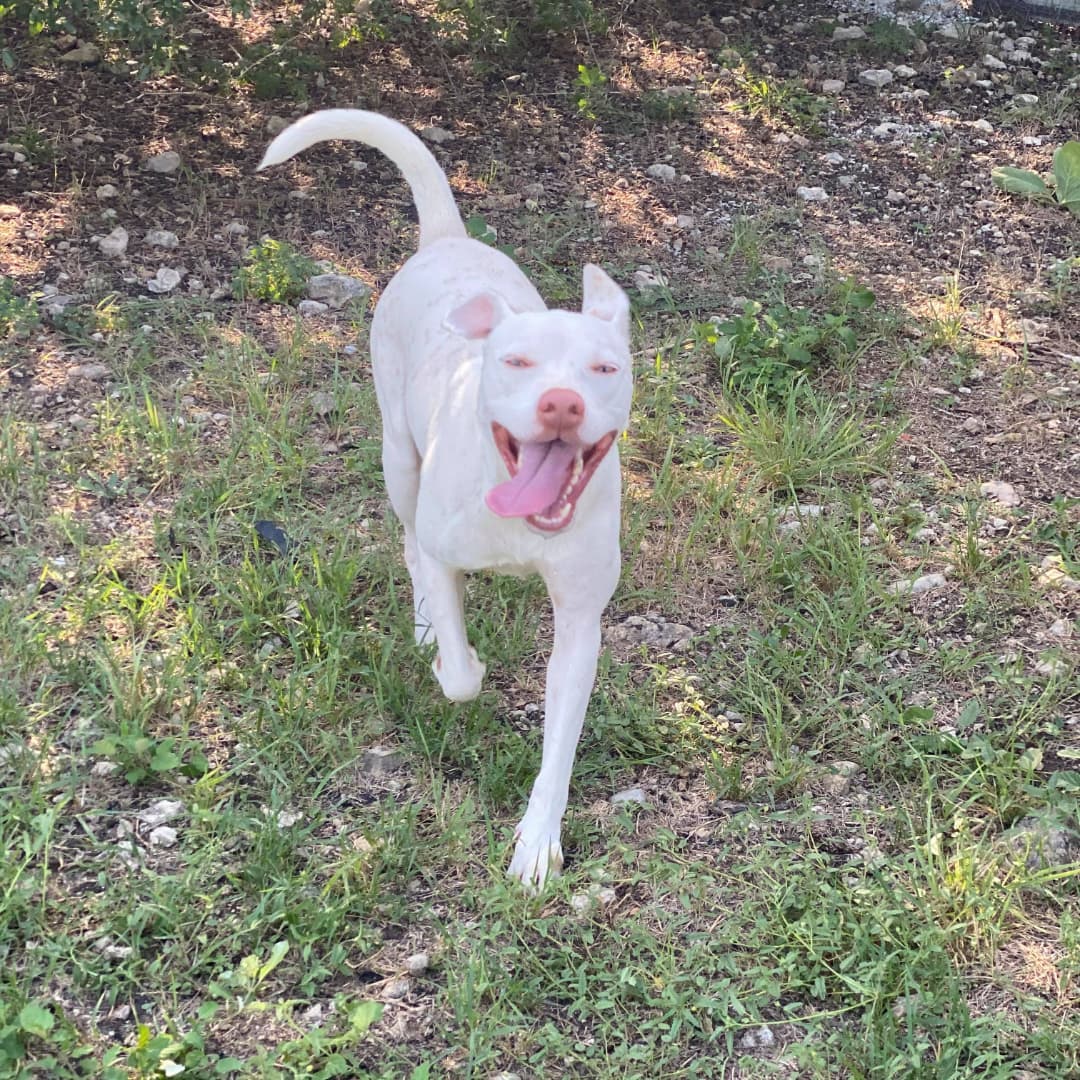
[570,884,617,913]
[832,26,866,41]
[145,150,182,174]
[961,416,985,434]
[382,976,411,1000]
[91,760,119,777]
[1033,556,1080,593]
[298,299,329,318]
[821,79,846,95]
[859,69,894,88]
[149,825,178,848]
[936,23,960,40]
[1048,619,1072,639]
[611,787,647,806]
[362,746,404,774]
[893,65,917,79]
[979,480,1019,507]
[144,228,179,249]
[913,527,936,542]
[821,760,863,796]
[739,1025,776,1050]
[646,163,677,182]
[822,151,844,165]
[781,503,826,521]
[96,184,118,200]
[1035,656,1067,678]
[225,220,248,236]
[310,390,336,416]
[982,54,1008,71]
[70,362,110,382]
[971,119,994,134]
[1012,93,1039,106]
[139,799,184,827]
[306,272,370,310]
[796,186,828,202]
[419,126,454,145]
[675,213,696,229]
[265,115,289,136]
[405,952,429,976]
[276,808,303,828]
[147,267,182,294]
[886,189,906,204]
[60,41,101,64]
[522,182,545,200]
[761,255,793,272]
[1002,813,1079,871]
[97,226,129,257]
[887,573,947,598]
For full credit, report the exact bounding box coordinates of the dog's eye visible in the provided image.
[591,362,618,375]
[504,356,533,369]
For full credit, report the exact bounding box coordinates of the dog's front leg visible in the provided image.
[508,595,604,891]
[416,549,486,703]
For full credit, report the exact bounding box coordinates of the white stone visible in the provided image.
[147,267,182,294]
[859,69,894,88]
[611,787,647,805]
[647,163,677,182]
[821,79,846,95]
[145,150,182,174]
[149,825,178,848]
[971,119,994,133]
[983,54,1008,71]
[306,272,370,309]
[298,300,329,318]
[796,186,828,202]
[832,26,866,41]
[97,226,129,257]
[979,480,1020,507]
[405,952,429,975]
[144,228,179,249]
[887,573,947,598]
[1013,94,1039,106]
[139,799,184,827]
[894,65,917,79]
[419,126,454,145]
[265,115,289,136]
[96,184,118,200]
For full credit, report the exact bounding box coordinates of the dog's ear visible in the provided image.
[582,264,630,337]
[444,293,512,340]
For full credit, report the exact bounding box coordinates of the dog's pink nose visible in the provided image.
[537,388,585,432]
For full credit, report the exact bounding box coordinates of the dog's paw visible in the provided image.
[433,647,485,702]
[507,823,564,893]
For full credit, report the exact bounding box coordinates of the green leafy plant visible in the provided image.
[574,63,608,119]
[641,88,697,122]
[233,238,320,303]
[91,732,208,785]
[700,278,876,399]
[733,70,826,131]
[0,277,39,341]
[992,141,1080,217]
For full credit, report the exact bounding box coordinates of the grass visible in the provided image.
[1,272,1077,1077]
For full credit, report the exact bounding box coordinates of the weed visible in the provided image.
[732,69,826,131]
[641,88,697,122]
[0,277,39,341]
[573,63,609,119]
[699,277,876,400]
[993,140,1080,218]
[233,238,321,303]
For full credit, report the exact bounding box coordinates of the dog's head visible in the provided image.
[445,264,632,534]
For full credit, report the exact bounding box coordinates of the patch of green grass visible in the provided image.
[2,270,1076,1077]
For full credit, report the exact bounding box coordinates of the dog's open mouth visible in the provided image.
[486,423,617,532]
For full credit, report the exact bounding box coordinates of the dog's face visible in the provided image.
[446,264,632,534]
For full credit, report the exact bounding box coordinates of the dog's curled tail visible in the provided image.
[258,109,465,249]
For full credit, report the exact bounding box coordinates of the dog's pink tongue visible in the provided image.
[486,440,577,517]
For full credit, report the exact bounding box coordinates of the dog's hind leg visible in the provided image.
[381,439,433,647]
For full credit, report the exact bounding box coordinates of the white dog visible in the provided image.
[260,110,632,889]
